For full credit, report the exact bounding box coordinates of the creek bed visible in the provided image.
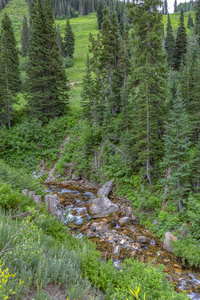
[46,183,200,300]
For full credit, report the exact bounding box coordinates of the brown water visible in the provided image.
[46,183,200,300]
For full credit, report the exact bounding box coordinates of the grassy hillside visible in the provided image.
[163,11,195,34]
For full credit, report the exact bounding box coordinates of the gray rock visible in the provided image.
[22,189,28,196]
[88,197,119,218]
[97,180,114,198]
[163,232,177,253]
[33,195,42,205]
[29,191,35,199]
[119,217,130,226]
[130,214,140,224]
[113,245,120,259]
[137,236,149,243]
[45,194,57,215]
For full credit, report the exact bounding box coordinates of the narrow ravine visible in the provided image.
[45,182,200,300]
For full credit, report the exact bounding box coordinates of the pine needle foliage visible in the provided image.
[27,0,69,123]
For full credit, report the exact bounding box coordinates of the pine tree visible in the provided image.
[174,9,187,71]
[165,14,175,69]
[63,17,75,59]
[194,0,200,45]
[174,0,177,13]
[187,13,194,29]
[162,97,191,210]
[27,0,69,123]
[162,0,168,15]
[21,16,29,57]
[0,14,20,128]
[97,1,104,29]
[1,13,20,92]
[129,0,168,183]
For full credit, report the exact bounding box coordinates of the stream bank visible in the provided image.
[44,179,200,300]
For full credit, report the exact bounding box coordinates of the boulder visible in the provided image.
[22,189,28,196]
[45,194,57,215]
[97,180,114,198]
[137,236,149,243]
[90,222,110,232]
[119,216,130,226]
[29,191,35,199]
[163,232,177,253]
[33,195,42,205]
[88,197,119,218]
[113,245,120,259]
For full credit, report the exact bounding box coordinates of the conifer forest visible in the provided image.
[1,0,200,299]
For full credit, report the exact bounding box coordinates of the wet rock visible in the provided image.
[59,198,66,205]
[97,180,114,198]
[119,239,126,245]
[113,245,120,259]
[137,236,149,243]
[131,250,137,256]
[88,197,119,218]
[119,217,130,226]
[163,232,177,253]
[135,242,141,248]
[90,222,110,232]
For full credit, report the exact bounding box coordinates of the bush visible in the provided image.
[0,160,44,194]
[63,56,74,68]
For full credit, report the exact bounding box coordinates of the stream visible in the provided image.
[46,183,200,300]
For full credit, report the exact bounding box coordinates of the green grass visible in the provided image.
[56,13,98,83]
[0,0,29,45]
[163,11,195,35]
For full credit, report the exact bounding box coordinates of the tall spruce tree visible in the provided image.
[97,1,104,29]
[27,0,69,123]
[187,13,194,29]
[162,97,191,210]
[63,17,75,59]
[1,13,20,92]
[194,0,200,45]
[165,14,175,69]
[21,16,29,57]
[128,0,168,183]
[174,0,177,12]
[0,14,20,127]
[174,9,187,71]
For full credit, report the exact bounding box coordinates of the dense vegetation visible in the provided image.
[0,0,200,298]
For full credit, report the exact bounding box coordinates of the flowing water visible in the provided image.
[46,183,200,299]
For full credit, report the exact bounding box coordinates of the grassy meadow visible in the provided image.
[163,11,195,35]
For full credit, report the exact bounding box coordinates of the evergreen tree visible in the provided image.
[163,0,168,15]
[162,97,191,210]
[27,0,69,123]
[63,17,75,59]
[129,0,168,183]
[174,9,187,71]
[174,0,177,13]
[187,13,194,28]
[194,0,200,45]
[97,1,104,29]
[165,14,175,69]
[1,13,20,92]
[21,16,29,57]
